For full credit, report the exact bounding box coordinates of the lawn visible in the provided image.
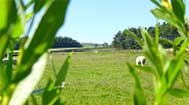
[37,49,189,105]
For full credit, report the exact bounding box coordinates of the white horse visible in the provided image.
[136,56,146,66]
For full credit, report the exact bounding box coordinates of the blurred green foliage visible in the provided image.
[126,0,189,105]
[0,0,71,105]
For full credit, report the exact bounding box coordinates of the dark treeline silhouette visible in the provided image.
[112,22,180,49]
[15,36,82,50]
[53,36,82,48]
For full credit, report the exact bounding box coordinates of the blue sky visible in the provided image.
[31,0,189,44]
[57,0,157,44]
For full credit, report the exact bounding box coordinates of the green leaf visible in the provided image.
[171,37,185,54]
[0,0,17,30]
[0,0,17,59]
[159,39,173,47]
[177,39,189,55]
[55,52,72,86]
[127,63,147,105]
[14,0,70,82]
[0,35,9,59]
[0,2,8,30]
[0,64,8,91]
[10,54,47,105]
[42,92,60,105]
[180,71,187,88]
[28,95,38,105]
[155,22,160,45]
[151,0,163,9]
[51,98,64,105]
[173,37,184,46]
[171,0,185,24]
[169,88,189,97]
[141,28,163,75]
[11,15,24,39]
[42,80,60,105]
[40,53,71,105]
[24,0,34,10]
[151,8,181,30]
[124,30,144,47]
[166,54,184,88]
[34,0,52,13]
[6,51,14,83]
[17,36,28,65]
[25,12,34,22]
[10,0,27,39]
[141,28,155,48]
[48,55,56,79]
[0,0,17,92]
[136,65,155,74]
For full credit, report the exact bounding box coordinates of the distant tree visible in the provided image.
[53,36,82,48]
[112,28,141,49]
[102,42,109,48]
[94,44,98,48]
[112,31,125,49]
[112,22,181,49]
[125,27,141,49]
[14,36,82,50]
[147,26,155,37]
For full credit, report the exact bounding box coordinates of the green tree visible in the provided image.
[53,36,82,48]
[94,44,98,48]
[112,22,181,49]
[102,42,109,48]
[112,31,126,49]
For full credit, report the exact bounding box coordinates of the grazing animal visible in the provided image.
[136,56,146,66]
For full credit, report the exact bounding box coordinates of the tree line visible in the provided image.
[53,36,82,48]
[112,22,181,49]
[15,36,82,50]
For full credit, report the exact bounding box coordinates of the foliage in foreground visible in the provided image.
[0,0,70,105]
[126,0,189,105]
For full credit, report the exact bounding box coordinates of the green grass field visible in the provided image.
[37,50,189,105]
